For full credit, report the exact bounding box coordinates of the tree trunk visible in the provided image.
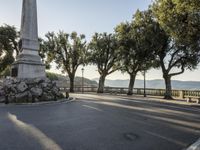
[163,74,173,99]
[127,73,136,95]
[97,75,106,93]
[69,74,75,93]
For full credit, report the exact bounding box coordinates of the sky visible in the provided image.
[0,0,200,81]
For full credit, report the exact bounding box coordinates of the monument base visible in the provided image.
[12,54,46,79]
[1,78,64,104]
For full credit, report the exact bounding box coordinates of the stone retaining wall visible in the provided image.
[0,78,64,103]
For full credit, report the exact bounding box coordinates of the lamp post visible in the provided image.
[143,70,146,97]
[81,68,84,93]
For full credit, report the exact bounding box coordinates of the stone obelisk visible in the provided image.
[12,0,45,79]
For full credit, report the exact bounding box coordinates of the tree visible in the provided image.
[0,24,19,73]
[115,10,158,95]
[43,31,87,92]
[152,0,200,99]
[39,38,51,69]
[0,24,47,76]
[88,33,120,93]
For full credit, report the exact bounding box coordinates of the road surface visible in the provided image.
[0,94,200,150]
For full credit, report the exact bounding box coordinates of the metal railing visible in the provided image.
[183,90,200,98]
[59,86,200,99]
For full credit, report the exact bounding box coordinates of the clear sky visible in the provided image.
[0,0,200,81]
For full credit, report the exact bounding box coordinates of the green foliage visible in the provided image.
[153,0,200,46]
[39,38,51,69]
[43,31,87,92]
[88,32,120,93]
[116,10,158,75]
[46,72,59,80]
[151,0,200,99]
[88,33,120,76]
[0,24,49,74]
[0,25,19,73]
[74,76,97,86]
[115,10,162,95]
[152,0,200,72]
[0,66,11,78]
[44,31,87,73]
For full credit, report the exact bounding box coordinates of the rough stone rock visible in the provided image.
[15,92,27,101]
[15,91,32,103]
[45,78,51,83]
[12,78,19,84]
[2,77,63,103]
[52,87,59,95]
[41,82,48,88]
[17,82,28,93]
[41,92,54,101]
[30,87,43,97]
[34,78,45,84]
[24,79,36,85]
[10,86,17,94]
[3,79,14,89]
[43,86,51,92]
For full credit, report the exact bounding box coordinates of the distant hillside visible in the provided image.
[47,72,98,87]
[93,78,200,90]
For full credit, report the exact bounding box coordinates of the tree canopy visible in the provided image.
[0,25,19,73]
[115,10,159,95]
[43,31,87,92]
[152,0,200,99]
[88,33,120,93]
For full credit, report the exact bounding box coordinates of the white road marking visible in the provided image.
[8,113,63,150]
[74,94,200,113]
[82,105,103,112]
[144,130,187,147]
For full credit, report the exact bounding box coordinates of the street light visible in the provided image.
[143,69,146,97]
[81,68,84,93]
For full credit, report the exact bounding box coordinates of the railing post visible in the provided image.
[179,90,184,99]
[120,88,123,94]
[137,89,141,95]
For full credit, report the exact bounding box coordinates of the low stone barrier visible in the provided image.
[0,78,64,103]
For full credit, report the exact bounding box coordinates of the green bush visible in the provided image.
[46,72,59,80]
[0,66,11,78]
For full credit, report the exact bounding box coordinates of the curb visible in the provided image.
[186,138,200,150]
[114,94,200,107]
[0,97,76,107]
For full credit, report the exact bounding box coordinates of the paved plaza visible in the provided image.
[0,94,200,150]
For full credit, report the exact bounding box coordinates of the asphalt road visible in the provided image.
[0,94,200,150]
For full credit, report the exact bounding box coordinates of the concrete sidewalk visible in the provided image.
[72,92,200,107]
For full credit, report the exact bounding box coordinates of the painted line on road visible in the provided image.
[81,100,200,130]
[144,130,187,147]
[82,105,103,112]
[76,94,200,113]
[8,113,63,150]
[109,96,200,113]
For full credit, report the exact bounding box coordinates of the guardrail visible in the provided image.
[59,86,200,99]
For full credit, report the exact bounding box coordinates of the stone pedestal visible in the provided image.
[12,54,45,79]
[12,0,45,79]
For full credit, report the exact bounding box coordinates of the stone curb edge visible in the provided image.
[185,138,200,150]
[0,97,76,107]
